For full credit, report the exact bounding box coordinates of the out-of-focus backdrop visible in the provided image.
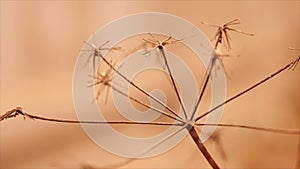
[1,1,299,168]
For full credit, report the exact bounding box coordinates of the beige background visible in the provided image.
[1,1,299,168]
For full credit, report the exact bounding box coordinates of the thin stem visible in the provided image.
[108,83,184,123]
[159,47,188,120]
[3,107,298,135]
[196,123,300,135]
[195,55,300,122]
[0,108,183,126]
[191,33,222,121]
[189,126,220,169]
[97,52,182,120]
[190,56,217,120]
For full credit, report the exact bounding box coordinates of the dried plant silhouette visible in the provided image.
[200,19,253,77]
[143,33,188,119]
[87,61,120,104]
[1,19,300,169]
[81,38,121,76]
[201,19,254,50]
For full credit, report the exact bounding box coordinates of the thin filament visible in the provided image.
[108,83,184,123]
[97,52,183,120]
[196,123,300,135]
[159,47,188,120]
[195,56,300,122]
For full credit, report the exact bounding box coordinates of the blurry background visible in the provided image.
[1,1,299,168]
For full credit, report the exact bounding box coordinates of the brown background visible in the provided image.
[1,1,299,168]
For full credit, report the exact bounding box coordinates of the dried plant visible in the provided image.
[1,19,300,169]
[81,38,121,76]
[88,61,115,103]
[143,33,188,119]
[201,19,254,49]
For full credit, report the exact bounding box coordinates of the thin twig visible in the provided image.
[108,83,185,123]
[190,55,217,120]
[195,55,300,122]
[196,123,300,135]
[89,63,183,122]
[97,48,182,121]
[189,126,220,169]
[0,107,182,126]
[3,107,298,135]
[159,47,188,120]
[143,33,188,120]
[191,20,252,120]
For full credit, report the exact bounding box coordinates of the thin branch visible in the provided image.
[190,55,217,120]
[3,107,298,135]
[0,107,183,126]
[196,123,300,135]
[191,20,252,120]
[159,47,188,120]
[97,48,182,121]
[143,33,188,119]
[195,55,300,122]
[89,68,183,122]
[189,126,220,169]
[108,83,185,123]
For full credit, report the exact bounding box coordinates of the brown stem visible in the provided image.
[190,56,217,120]
[98,53,183,120]
[195,55,300,122]
[188,125,220,169]
[159,47,188,120]
[0,107,182,126]
[108,83,184,123]
[196,123,300,135]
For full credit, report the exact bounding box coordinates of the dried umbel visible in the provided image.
[1,15,299,168]
[201,19,254,49]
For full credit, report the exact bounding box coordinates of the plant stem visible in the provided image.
[159,47,188,120]
[190,56,217,120]
[188,125,220,169]
[98,53,183,120]
[196,123,300,135]
[195,55,300,122]
[108,83,184,123]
